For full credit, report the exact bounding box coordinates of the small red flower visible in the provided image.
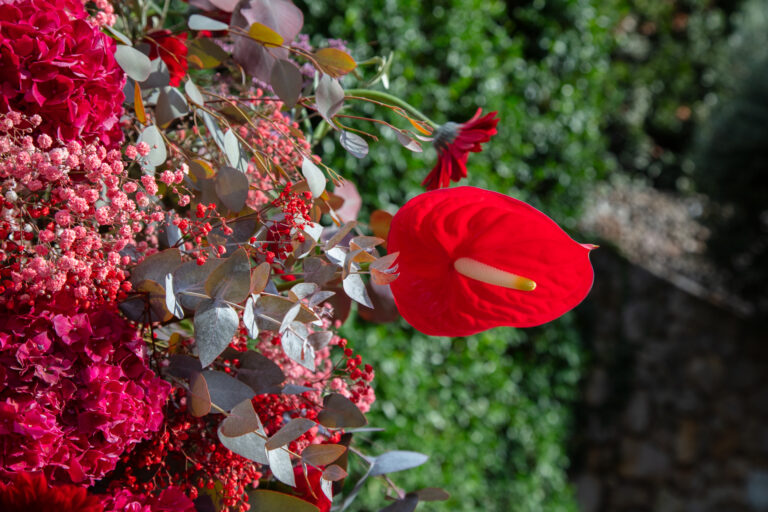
[0,472,103,512]
[146,30,188,87]
[293,466,331,512]
[387,187,595,336]
[422,109,499,190]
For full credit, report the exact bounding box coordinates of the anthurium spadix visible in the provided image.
[387,186,595,337]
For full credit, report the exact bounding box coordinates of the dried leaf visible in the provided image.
[248,21,284,46]
[134,81,146,124]
[313,48,356,78]
[371,251,399,271]
[407,117,432,136]
[189,372,211,417]
[369,210,393,242]
[187,38,228,69]
[371,267,399,285]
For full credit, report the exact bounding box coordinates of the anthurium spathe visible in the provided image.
[387,186,595,336]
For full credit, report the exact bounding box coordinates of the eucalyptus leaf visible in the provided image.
[265,418,315,450]
[137,124,167,169]
[308,331,333,351]
[317,393,367,429]
[316,74,344,124]
[114,45,151,82]
[342,273,373,308]
[155,87,189,127]
[237,351,285,393]
[205,247,251,303]
[201,111,227,153]
[223,129,249,172]
[270,59,302,108]
[267,447,295,486]
[301,157,326,198]
[142,58,170,89]
[243,295,259,339]
[369,451,429,477]
[130,248,182,288]
[188,372,211,417]
[218,429,269,464]
[194,300,239,368]
[339,131,369,159]
[203,370,257,412]
[189,14,229,31]
[302,444,347,467]
[172,259,221,311]
[378,495,418,512]
[281,327,315,371]
[214,165,249,212]
[220,399,263,437]
[247,490,320,512]
[164,273,184,319]
[185,79,205,106]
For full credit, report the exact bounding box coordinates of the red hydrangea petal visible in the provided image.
[388,187,594,336]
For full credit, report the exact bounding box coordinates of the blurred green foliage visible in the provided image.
[300,0,618,229]
[339,315,583,512]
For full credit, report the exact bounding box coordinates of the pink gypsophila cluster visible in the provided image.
[0,112,160,308]
[0,303,171,485]
[0,0,125,146]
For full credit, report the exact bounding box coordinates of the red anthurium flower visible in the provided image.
[0,472,103,512]
[146,30,188,87]
[422,108,499,191]
[387,187,595,337]
[293,466,332,512]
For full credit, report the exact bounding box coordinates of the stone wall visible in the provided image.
[570,248,768,512]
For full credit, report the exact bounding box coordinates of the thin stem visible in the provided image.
[344,89,439,129]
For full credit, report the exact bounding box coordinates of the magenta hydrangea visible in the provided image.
[101,487,195,512]
[0,0,125,146]
[0,300,171,485]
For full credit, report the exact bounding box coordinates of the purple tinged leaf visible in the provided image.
[307,331,333,351]
[166,354,203,380]
[339,131,369,159]
[165,273,184,319]
[316,75,344,124]
[209,0,239,11]
[243,295,258,339]
[270,59,302,108]
[205,247,251,303]
[214,165,249,212]
[301,444,347,467]
[247,490,321,512]
[130,248,182,289]
[172,259,221,311]
[265,418,315,450]
[281,327,315,371]
[231,0,303,82]
[237,351,285,392]
[203,370,256,412]
[378,495,418,512]
[220,399,263,437]
[155,87,188,127]
[317,393,367,429]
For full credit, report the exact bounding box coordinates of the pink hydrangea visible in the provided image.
[0,0,125,146]
[0,299,171,485]
[101,487,195,512]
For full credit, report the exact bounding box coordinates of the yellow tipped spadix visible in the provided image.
[453,257,537,291]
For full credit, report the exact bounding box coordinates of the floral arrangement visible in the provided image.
[0,0,594,510]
